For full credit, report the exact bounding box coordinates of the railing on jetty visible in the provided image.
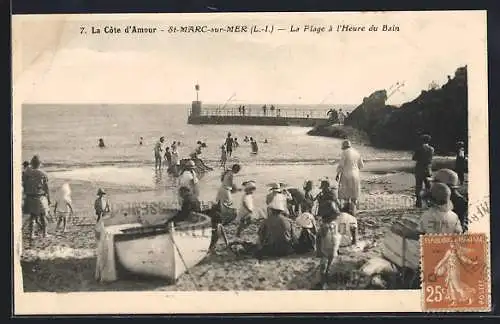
[188,107,330,119]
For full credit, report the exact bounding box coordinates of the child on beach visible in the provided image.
[94,188,111,223]
[236,181,257,237]
[294,210,317,254]
[53,183,74,232]
[316,201,342,289]
[220,145,227,169]
[315,179,340,220]
[419,182,463,234]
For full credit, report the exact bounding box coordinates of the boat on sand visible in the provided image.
[97,211,212,283]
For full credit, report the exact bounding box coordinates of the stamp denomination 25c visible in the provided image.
[420,233,490,312]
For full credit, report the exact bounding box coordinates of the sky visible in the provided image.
[12,11,485,105]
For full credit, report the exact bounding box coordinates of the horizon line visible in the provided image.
[21,102,361,106]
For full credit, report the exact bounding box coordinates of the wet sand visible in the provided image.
[19,158,466,292]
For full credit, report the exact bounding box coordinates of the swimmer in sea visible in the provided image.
[98,138,105,148]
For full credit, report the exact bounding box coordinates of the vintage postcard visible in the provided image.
[12,11,490,314]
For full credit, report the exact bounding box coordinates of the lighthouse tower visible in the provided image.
[191,83,202,117]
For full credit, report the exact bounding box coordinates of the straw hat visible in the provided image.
[242,180,257,190]
[268,182,283,192]
[341,140,351,150]
[185,159,196,169]
[97,188,106,196]
[433,169,460,188]
[430,183,453,211]
[296,212,315,229]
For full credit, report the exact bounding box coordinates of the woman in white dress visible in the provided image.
[336,140,364,215]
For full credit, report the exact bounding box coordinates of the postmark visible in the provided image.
[420,233,490,312]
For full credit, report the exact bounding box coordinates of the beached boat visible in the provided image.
[99,212,212,282]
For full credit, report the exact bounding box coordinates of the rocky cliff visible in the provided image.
[335,66,467,154]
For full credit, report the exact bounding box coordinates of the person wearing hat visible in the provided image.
[412,133,435,208]
[22,155,51,240]
[154,136,165,170]
[94,188,111,223]
[336,201,359,247]
[236,180,257,237]
[178,159,200,201]
[265,182,292,216]
[419,182,462,234]
[336,140,364,214]
[455,141,467,185]
[315,179,340,220]
[255,193,297,259]
[316,201,342,289]
[433,169,468,232]
[294,211,317,254]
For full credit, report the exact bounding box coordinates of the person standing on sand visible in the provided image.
[94,188,111,223]
[235,181,257,237]
[336,140,364,215]
[22,155,51,240]
[178,160,200,202]
[53,183,74,233]
[455,141,467,185]
[412,134,434,208]
[315,179,339,220]
[154,136,165,170]
[225,133,234,157]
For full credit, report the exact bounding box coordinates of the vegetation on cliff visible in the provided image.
[308,66,468,154]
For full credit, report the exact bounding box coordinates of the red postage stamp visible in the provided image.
[420,233,490,312]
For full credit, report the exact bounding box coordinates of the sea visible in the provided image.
[22,103,411,171]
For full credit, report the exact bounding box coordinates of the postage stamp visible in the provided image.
[420,233,490,312]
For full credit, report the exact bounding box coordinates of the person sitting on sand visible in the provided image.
[432,169,468,233]
[413,134,434,208]
[220,145,227,169]
[419,182,463,234]
[266,182,292,216]
[236,181,257,237]
[172,187,201,224]
[294,210,317,254]
[315,179,340,220]
[178,160,199,201]
[94,188,111,223]
[316,201,342,289]
[53,183,74,233]
[455,141,467,185]
[22,155,51,241]
[255,194,297,259]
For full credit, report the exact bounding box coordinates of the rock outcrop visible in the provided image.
[328,66,468,154]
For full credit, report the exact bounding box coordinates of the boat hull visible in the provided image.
[112,213,212,281]
[382,215,421,270]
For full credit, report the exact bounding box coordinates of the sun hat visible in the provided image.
[430,182,453,211]
[268,182,283,192]
[295,212,315,229]
[243,180,257,190]
[341,140,351,150]
[185,159,196,169]
[97,188,106,196]
[432,169,460,188]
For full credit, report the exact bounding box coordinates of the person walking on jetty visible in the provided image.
[22,155,51,241]
[433,169,468,233]
[455,141,467,185]
[154,136,165,170]
[419,182,462,234]
[236,180,257,237]
[225,133,234,157]
[53,183,74,233]
[94,188,111,223]
[336,140,364,215]
[178,160,199,202]
[412,134,434,208]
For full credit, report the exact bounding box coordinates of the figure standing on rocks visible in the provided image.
[455,141,467,185]
[412,134,434,208]
[336,140,364,215]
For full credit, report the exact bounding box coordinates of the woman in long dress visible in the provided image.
[336,140,364,215]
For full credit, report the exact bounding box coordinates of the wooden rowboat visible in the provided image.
[99,211,212,282]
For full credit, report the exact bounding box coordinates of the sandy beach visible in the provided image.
[20,157,467,292]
